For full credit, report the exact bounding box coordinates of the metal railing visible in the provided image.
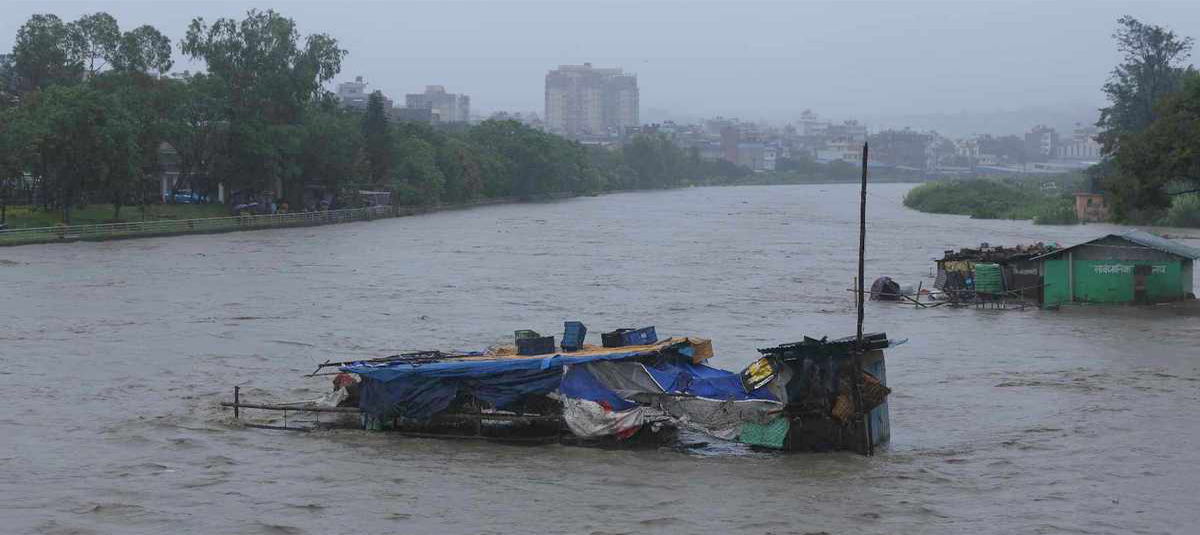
[0,205,394,246]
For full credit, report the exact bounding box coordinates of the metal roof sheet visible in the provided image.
[1031,229,1200,261]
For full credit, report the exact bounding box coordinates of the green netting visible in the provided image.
[738,417,791,449]
[974,263,1004,293]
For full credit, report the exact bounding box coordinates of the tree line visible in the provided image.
[1094,16,1200,224]
[0,9,752,226]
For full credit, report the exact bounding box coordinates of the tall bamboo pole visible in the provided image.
[856,142,874,456]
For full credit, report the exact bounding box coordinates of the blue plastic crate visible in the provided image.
[517,335,556,356]
[562,321,587,352]
[621,326,657,346]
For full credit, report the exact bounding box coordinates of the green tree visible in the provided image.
[298,100,362,204]
[10,14,83,93]
[114,25,174,74]
[392,134,444,204]
[1097,16,1195,155]
[1109,73,1200,217]
[362,90,393,186]
[68,12,120,76]
[20,85,139,223]
[0,106,36,224]
[181,9,346,204]
[437,138,485,203]
[162,73,226,202]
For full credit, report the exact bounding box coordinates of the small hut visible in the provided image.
[1032,230,1200,305]
[934,242,1058,300]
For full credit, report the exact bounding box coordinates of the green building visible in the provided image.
[1032,230,1199,305]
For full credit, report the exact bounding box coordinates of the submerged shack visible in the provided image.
[934,230,1200,306]
[227,328,901,454]
[935,242,1058,301]
[1033,230,1199,305]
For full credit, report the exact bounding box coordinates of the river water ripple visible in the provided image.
[2,183,1199,534]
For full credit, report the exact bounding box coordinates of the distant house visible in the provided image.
[1074,175,1109,222]
[1032,230,1200,305]
[1074,192,1108,222]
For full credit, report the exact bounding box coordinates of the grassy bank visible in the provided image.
[1,204,229,229]
[902,176,1081,225]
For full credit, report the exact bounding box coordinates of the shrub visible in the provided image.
[1158,193,1200,228]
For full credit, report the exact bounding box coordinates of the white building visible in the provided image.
[1057,123,1102,160]
[337,76,370,108]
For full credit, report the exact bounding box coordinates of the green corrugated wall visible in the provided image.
[1041,258,1185,305]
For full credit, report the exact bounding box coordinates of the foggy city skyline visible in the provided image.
[7,2,1200,532]
[4,0,1199,136]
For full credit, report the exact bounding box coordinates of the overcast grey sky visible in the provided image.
[4,1,1199,135]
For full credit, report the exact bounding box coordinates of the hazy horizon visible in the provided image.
[5,1,1199,136]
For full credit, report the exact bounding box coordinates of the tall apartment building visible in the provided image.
[544,63,638,138]
[337,76,370,108]
[405,85,470,123]
[337,75,394,110]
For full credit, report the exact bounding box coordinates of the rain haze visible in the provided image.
[5,0,1200,135]
[7,1,1200,534]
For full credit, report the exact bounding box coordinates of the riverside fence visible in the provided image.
[0,205,395,246]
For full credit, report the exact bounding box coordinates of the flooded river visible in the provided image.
[2,183,1198,534]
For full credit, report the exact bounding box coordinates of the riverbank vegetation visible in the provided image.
[903,175,1082,225]
[1091,17,1200,227]
[0,9,760,228]
[2,203,226,229]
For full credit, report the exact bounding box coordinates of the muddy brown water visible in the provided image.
[2,183,1199,535]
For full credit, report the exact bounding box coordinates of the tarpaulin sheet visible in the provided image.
[582,358,783,440]
[559,365,638,411]
[641,360,777,401]
[559,365,644,438]
[345,348,671,419]
[357,368,563,420]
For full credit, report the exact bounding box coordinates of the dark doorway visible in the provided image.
[1133,265,1151,304]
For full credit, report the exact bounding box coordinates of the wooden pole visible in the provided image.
[857,142,867,344]
[233,386,240,420]
[855,142,874,456]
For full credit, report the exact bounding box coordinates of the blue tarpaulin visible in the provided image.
[641,360,777,401]
[345,347,680,419]
[560,365,638,411]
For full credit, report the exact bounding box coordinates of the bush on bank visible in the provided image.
[903,177,1081,225]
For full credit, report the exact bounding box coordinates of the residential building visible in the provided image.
[720,126,739,163]
[1057,123,1102,161]
[826,120,867,144]
[955,137,980,159]
[1024,125,1059,161]
[869,129,935,169]
[405,85,470,123]
[544,63,639,139]
[736,142,766,171]
[337,76,371,109]
[389,107,434,123]
[816,140,863,163]
[796,109,829,137]
[814,121,867,163]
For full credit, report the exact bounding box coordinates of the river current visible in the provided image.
[2,183,1198,534]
